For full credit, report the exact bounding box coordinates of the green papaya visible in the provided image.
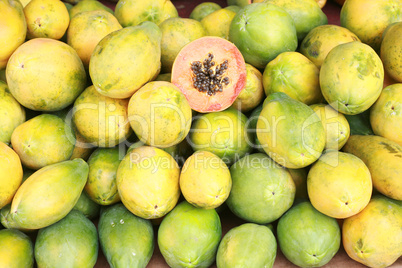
[277,201,341,267]
[73,190,100,219]
[158,201,222,268]
[98,203,154,268]
[216,223,277,268]
[0,229,34,268]
[257,92,325,168]
[4,159,89,229]
[35,210,98,268]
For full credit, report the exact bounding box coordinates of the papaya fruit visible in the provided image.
[11,114,75,170]
[232,63,265,113]
[85,147,122,206]
[227,153,295,224]
[381,22,402,82]
[190,107,252,164]
[171,36,246,113]
[0,0,26,69]
[115,0,178,27]
[6,38,87,112]
[24,0,69,40]
[0,81,25,144]
[370,83,402,146]
[116,146,180,219]
[3,159,89,229]
[89,21,161,99]
[159,17,206,73]
[300,24,360,69]
[179,151,232,209]
[0,142,23,209]
[73,191,100,219]
[0,229,34,268]
[67,10,122,69]
[340,0,402,52]
[73,85,131,148]
[158,201,222,268]
[277,201,341,267]
[216,223,277,268]
[262,52,323,105]
[201,8,236,40]
[190,2,222,21]
[127,81,192,148]
[343,195,402,268]
[229,2,297,69]
[98,203,154,268]
[257,92,326,169]
[34,210,98,268]
[227,0,251,8]
[264,0,328,41]
[319,41,384,115]
[342,135,402,200]
[310,103,350,150]
[307,151,372,218]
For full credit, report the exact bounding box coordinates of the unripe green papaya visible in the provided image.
[35,210,98,268]
[4,158,89,229]
[98,203,154,268]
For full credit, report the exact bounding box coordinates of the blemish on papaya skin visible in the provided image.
[379,142,402,154]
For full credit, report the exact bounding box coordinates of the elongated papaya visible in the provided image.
[4,159,89,229]
[342,135,402,200]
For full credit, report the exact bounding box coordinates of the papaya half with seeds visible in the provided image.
[171,36,246,113]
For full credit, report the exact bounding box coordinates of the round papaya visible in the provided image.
[0,229,34,268]
[67,10,122,69]
[115,0,178,27]
[89,21,161,99]
[171,36,246,113]
[11,114,75,170]
[159,17,206,73]
[158,201,222,268]
[262,52,323,105]
[340,0,402,52]
[342,195,402,268]
[300,24,360,69]
[227,153,295,224]
[277,201,341,267]
[179,151,232,209]
[216,223,277,268]
[128,81,192,148]
[189,2,222,21]
[68,0,113,18]
[116,146,180,219]
[229,2,297,69]
[307,151,372,219]
[201,8,236,40]
[6,38,87,112]
[0,0,26,69]
[320,41,384,115]
[24,0,69,40]
[0,81,25,144]
[370,83,402,146]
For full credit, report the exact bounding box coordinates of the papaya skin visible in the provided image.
[342,195,402,268]
[0,229,34,268]
[342,135,402,200]
[0,0,26,69]
[0,142,23,210]
[370,83,402,146]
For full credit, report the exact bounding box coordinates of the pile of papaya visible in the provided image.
[1,0,402,267]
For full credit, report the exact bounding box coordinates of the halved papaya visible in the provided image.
[171,36,247,113]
